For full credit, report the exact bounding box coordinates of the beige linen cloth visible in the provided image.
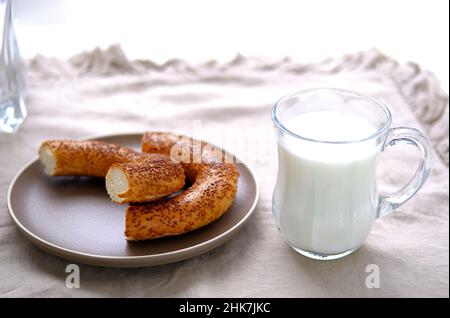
[0,46,448,297]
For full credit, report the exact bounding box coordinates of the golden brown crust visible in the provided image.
[108,154,185,204]
[40,140,142,177]
[125,132,239,240]
[39,140,185,203]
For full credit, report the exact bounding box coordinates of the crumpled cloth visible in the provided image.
[0,46,448,297]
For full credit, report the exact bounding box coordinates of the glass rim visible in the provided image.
[271,87,392,144]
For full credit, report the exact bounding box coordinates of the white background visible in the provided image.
[13,0,449,92]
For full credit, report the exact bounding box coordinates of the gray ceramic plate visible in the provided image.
[7,133,259,268]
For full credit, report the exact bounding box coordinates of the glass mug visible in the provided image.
[272,88,432,260]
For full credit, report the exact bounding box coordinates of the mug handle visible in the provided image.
[378,127,433,218]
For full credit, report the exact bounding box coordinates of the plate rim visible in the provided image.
[7,132,260,265]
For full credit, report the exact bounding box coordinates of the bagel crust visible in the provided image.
[125,132,239,241]
[106,155,185,204]
[38,140,185,203]
[39,140,142,177]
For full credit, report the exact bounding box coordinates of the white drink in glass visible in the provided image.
[273,111,380,255]
[272,88,432,260]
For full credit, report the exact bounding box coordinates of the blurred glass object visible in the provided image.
[0,0,26,133]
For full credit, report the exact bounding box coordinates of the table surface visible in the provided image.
[0,48,448,297]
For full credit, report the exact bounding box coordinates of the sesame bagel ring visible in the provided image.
[38,140,185,204]
[124,132,239,241]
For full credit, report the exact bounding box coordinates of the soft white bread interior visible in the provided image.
[38,143,56,176]
[105,167,130,204]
